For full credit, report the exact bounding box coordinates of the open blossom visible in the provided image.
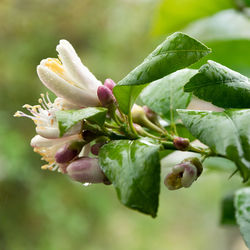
[30,134,83,171]
[14,39,112,186]
[15,94,81,139]
[37,39,101,107]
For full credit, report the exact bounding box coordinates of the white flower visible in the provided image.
[30,134,82,171]
[37,39,101,107]
[14,93,81,138]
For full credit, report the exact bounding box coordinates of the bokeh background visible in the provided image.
[1,0,250,249]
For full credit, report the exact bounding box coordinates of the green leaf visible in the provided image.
[178,109,250,181]
[56,107,107,137]
[184,60,250,108]
[140,69,197,121]
[113,84,146,115]
[113,32,211,114]
[235,187,250,248]
[220,193,236,225]
[99,138,161,217]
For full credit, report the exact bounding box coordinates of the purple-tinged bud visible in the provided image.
[164,171,183,190]
[183,157,203,177]
[133,123,143,133]
[55,141,83,163]
[104,78,116,90]
[91,142,105,155]
[143,106,158,123]
[164,158,203,190]
[173,137,190,151]
[97,85,115,107]
[66,157,108,184]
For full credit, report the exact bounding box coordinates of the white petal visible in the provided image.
[37,65,100,107]
[56,40,102,91]
[54,97,81,110]
[31,134,82,147]
[36,123,82,139]
[36,126,60,138]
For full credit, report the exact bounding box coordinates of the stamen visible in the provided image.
[39,98,48,110]
[46,92,52,105]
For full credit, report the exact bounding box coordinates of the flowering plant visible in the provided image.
[15,32,250,247]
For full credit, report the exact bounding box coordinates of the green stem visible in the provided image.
[138,128,163,140]
[128,112,138,136]
[109,104,122,126]
[142,117,172,140]
[105,122,120,129]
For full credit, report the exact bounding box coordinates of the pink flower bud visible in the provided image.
[143,106,157,123]
[164,158,203,190]
[55,141,83,163]
[97,85,115,107]
[173,137,190,151]
[66,157,108,184]
[91,142,105,155]
[104,78,116,90]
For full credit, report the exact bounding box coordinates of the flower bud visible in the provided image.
[131,104,146,124]
[55,141,83,163]
[164,158,203,190]
[143,106,158,123]
[133,123,143,133]
[91,142,105,155]
[97,85,115,107]
[183,157,203,177]
[104,78,116,90]
[66,157,108,184]
[173,137,190,151]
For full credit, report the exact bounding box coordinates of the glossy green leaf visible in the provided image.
[113,84,146,115]
[113,32,211,114]
[56,107,107,137]
[178,109,250,181]
[184,60,250,108]
[235,187,250,248]
[99,138,161,217]
[140,69,197,121]
[220,193,236,225]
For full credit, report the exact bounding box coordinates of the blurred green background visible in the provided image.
[1,0,250,249]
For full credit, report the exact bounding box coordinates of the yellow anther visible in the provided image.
[41,165,48,170]
[45,58,64,76]
[23,104,32,108]
[14,111,21,117]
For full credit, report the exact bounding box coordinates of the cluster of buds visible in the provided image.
[164,157,203,190]
[15,39,111,185]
